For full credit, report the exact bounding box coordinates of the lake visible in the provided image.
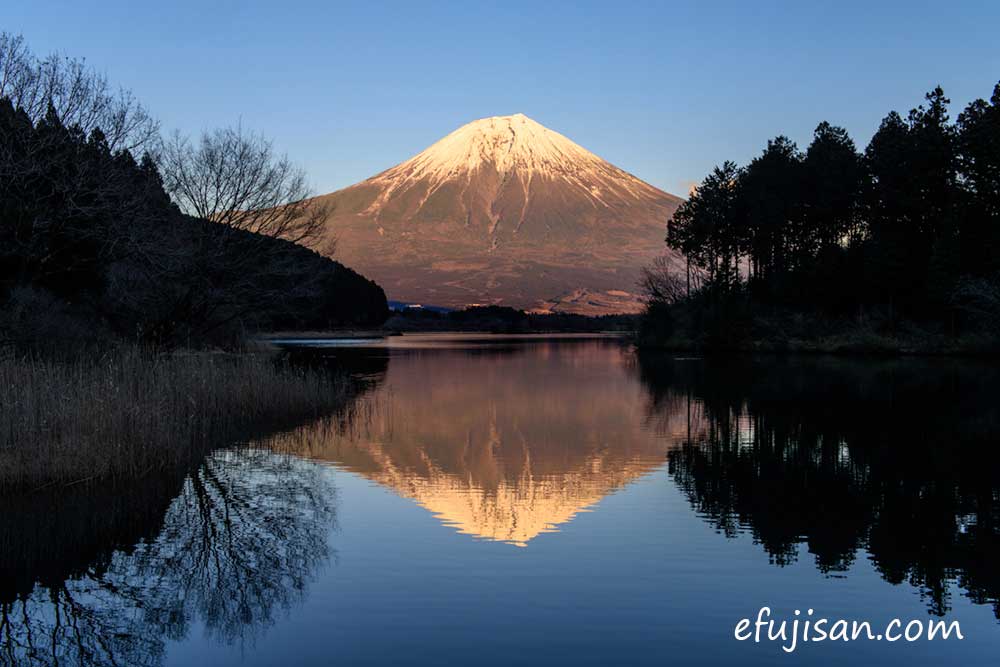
[3,334,998,666]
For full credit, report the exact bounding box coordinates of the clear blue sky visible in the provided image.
[3,1,998,196]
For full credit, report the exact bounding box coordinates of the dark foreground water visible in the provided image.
[3,334,999,666]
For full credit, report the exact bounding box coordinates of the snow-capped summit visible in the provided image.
[363,113,669,224]
[313,114,683,315]
[376,113,631,185]
[381,113,585,181]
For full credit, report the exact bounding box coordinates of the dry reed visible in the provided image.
[0,347,350,490]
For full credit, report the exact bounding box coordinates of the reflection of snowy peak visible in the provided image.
[345,438,666,547]
[269,343,694,546]
[314,114,684,315]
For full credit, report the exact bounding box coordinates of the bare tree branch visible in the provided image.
[0,32,159,153]
[640,255,693,305]
[159,126,327,247]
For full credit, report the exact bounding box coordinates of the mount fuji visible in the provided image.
[313,114,683,314]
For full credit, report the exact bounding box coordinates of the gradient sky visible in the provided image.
[3,1,998,196]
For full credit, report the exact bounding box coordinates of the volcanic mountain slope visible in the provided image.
[314,114,683,314]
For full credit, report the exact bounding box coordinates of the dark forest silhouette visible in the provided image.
[0,34,387,351]
[642,82,1000,351]
[0,98,387,348]
[0,35,390,498]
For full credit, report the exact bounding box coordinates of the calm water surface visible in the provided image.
[3,334,999,666]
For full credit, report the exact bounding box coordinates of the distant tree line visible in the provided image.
[385,304,637,333]
[645,82,1000,350]
[0,34,387,350]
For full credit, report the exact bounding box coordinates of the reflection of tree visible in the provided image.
[668,424,871,573]
[637,353,1000,618]
[0,449,335,666]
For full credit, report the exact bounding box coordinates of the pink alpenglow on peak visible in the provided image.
[313,114,684,315]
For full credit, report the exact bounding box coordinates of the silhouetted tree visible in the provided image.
[956,82,1000,277]
[864,87,960,316]
[640,255,690,305]
[0,33,390,351]
[646,81,1000,347]
[667,161,743,292]
[0,104,387,347]
[0,32,159,152]
[159,125,328,247]
[740,136,802,296]
[803,122,863,249]
[798,122,865,309]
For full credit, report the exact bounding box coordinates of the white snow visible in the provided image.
[366,114,661,204]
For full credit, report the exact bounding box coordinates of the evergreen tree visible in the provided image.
[648,81,1000,346]
[956,82,1000,276]
[800,122,864,310]
[667,161,742,291]
[864,88,960,315]
[802,122,863,249]
[739,136,802,297]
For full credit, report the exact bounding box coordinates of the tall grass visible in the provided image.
[0,347,350,490]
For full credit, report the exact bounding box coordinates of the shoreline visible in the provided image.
[258,329,1000,357]
[634,335,1000,358]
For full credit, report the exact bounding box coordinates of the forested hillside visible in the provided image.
[0,33,387,351]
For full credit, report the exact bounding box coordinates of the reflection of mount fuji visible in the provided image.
[279,340,687,546]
